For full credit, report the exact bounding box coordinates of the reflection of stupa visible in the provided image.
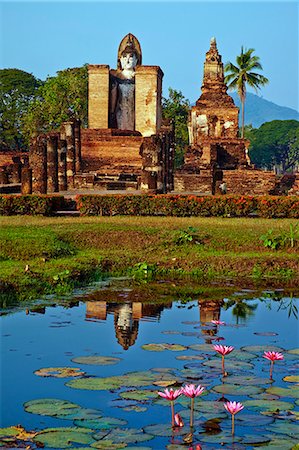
[85,300,172,350]
[114,303,138,350]
[198,299,224,342]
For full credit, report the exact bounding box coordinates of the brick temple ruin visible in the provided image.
[16,33,174,195]
[174,38,299,195]
[1,35,298,196]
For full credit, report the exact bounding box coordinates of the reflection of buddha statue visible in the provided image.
[109,34,142,131]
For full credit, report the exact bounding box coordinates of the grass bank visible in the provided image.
[1,215,298,302]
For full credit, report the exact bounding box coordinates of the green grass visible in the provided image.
[1,215,299,302]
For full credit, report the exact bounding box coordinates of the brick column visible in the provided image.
[73,119,82,173]
[135,66,163,137]
[61,122,75,188]
[88,65,110,128]
[21,167,32,194]
[30,135,47,194]
[47,134,59,192]
[0,167,8,184]
[58,138,67,191]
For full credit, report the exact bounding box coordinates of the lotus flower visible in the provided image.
[224,401,244,435]
[181,384,205,428]
[211,320,225,325]
[157,388,181,427]
[263,351,284,379]
[174,413,184,427]
[213,344,234,376]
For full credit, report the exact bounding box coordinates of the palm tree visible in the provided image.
[224,47,269,138]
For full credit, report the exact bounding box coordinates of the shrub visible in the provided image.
[0,195,65,216]
[76,194,299,218]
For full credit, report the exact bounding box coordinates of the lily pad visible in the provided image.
[213,383,263,396]
[237,414,274,426]
[33,427,94,448]
[24,398,80,417]
[176,354,204,361]
[66,371,160,391]
[34,367,85,378]
[224,375,272,385]
[161,330,180,335]
[243,399,295,412]
[266,386,299,399]
[143,423,188,437]
[241,345,285,354]
[226,349,257,361]
[287,348,299,355]
[71,356,122,366]
[266,421,299,438]
[199,431,242,444]
[91,440,127,449]
[203,359,254,371]
[93,427,153,444]
[119,390,157,402]
[283,375,299,383]
[0,427,21,438]
[152,380,178,387]
[254,332,278,336]
[123,405,147,412]
[74,417,127,430]
[141,343,187,352]
[253,437,299,450]
[189,343,214,352]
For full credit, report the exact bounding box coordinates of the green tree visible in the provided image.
[22,65,88,143]
[162,88,190,167]
[0,69,41,151]
[247,120,299,171]
[224,47,269,138]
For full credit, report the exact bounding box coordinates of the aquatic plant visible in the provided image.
[181,384,205,428]
[224,401,244,435]
[213,344,234,376]
[263,350,284,379]
[157,388,182,427]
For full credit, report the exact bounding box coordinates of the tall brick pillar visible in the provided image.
[47,134,59,193]
[58,138,67,191]
[0,167,8,184]
[61,122,75,188]
[30,135,47,194]
[73,119,82,173]
[135,66,163,137]
[21,167,32,194]
[88,65,110,129]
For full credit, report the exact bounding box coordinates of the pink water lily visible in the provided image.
[157,388,182,401]
[181,384,205,428]
[174,412,184,427]
[211,320,225,325]
[213,344,234,355]
[263,351,284,379]
[181,384,205,398]
[157,388,181,427]
[224,401,244,435]
[213,344,234,376]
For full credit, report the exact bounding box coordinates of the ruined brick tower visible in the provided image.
[174,38,251,194]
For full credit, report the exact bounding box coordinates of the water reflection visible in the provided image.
[86,301,172,349]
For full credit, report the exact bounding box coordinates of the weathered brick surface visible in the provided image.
[135,66,163,136]
[174,172,214,194]
[30,136,47,194]
[46,135,59,193]
[21,167,32,194]
[222,169,277,195]
[88,65,109,129]
[81,129,143,174]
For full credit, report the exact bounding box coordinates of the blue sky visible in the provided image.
[0,1,298,110]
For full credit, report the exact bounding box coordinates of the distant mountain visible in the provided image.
[230,92,299,128]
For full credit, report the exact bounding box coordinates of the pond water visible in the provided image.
[1,283,299,449]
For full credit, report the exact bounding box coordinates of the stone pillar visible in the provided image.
[140,136,163,192]
[21,167,32,194]
[30,135,47,194]
[0,167,8,184]
[47,134,59,193]
[73,119,82,173]
[58,138,67,191]
[88,65,110,129]
[61,122,75,188]
[10,157,22,183]
[135,66,163,137]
